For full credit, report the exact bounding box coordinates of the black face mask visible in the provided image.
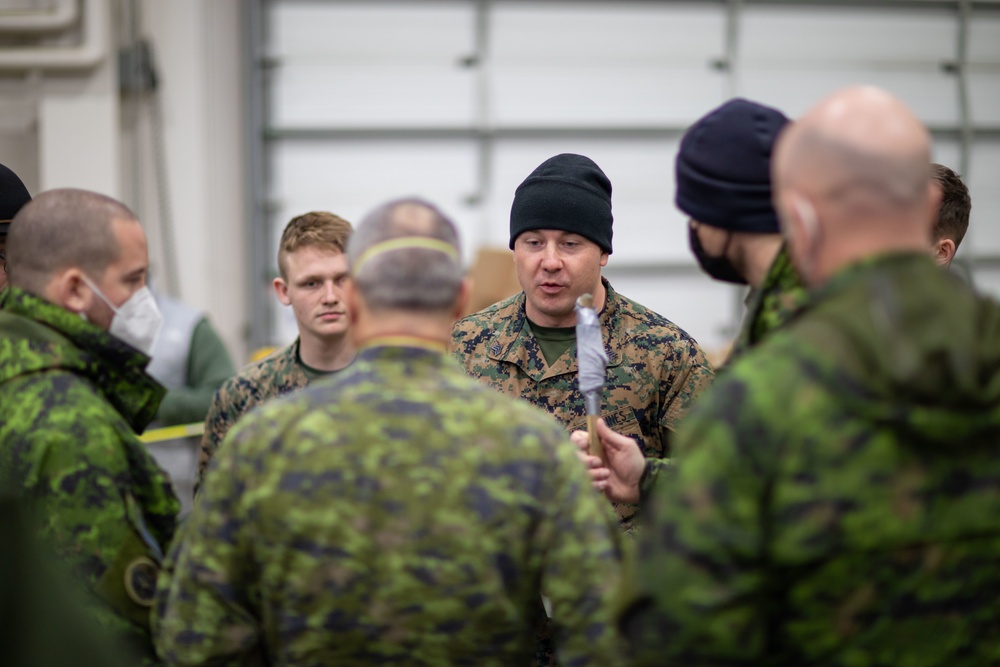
[688,224,747,285]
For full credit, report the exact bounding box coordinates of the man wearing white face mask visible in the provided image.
[0,187,180,665]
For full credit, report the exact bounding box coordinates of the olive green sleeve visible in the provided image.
[155,318,237,426]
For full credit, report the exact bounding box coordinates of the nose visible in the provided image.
[540,243,562,271]
[322,280,340,304]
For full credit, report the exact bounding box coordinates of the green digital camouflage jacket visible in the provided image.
[155,339,624,667]
[1,487,140,667]
[197,339,308,494]
[726,244,809,365]
[450,278,714,525]
[621,254,1000,666]
[0,288,180,665]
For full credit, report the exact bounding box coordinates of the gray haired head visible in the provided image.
[348,197,463,312]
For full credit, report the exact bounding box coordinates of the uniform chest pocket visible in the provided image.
[566,407,645,453]
[566,407,645,529]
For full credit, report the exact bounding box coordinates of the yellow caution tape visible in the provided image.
[139,422,205,444]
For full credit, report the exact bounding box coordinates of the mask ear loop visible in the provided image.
[79,274,119,315]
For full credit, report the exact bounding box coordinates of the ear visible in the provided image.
[50,268,93,314]
[599,251,609,268]
[453,276,472,321]
[780,194,822,262]
[273,276,291,306]
[933,237,956,267]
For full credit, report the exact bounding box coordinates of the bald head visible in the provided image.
[776,86,931,211]
[772,86,938,285]
[348,198,464,313]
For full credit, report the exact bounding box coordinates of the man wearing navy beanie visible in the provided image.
[674,98,808,363]
[452,152,713,663]
[0,161,32,295]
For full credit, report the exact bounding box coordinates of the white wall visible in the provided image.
[3,1,999,364]
[137,0,246,363]
[0,0,247,363]
[261,0,1000,358]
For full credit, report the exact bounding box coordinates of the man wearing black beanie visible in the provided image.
[452,152,714,664]
[0,161,32,296]
[674,97,808,364]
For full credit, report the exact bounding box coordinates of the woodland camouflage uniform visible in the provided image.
[0,288,179,665]
[726,244,809,365]
[621,254,1000,666]
[155,340,623,666]
[197,339,308,493]
[450,278,714,527]
[1,486,139,667]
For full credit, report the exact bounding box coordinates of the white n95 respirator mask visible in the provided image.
[81,276,164,355]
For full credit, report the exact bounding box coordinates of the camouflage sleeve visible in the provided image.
[539,433,627,666]
[155,417,265,666]
[195,381,239,496]
[659,336,715,437]
[619,372,780,665]
[0,491,143,667]
[155,318,237,427]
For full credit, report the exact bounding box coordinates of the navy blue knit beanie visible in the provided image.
[509,153,613,254]
[675,98,789,233]
[0,162,31,239]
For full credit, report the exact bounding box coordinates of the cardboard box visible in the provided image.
[464,246,522,316]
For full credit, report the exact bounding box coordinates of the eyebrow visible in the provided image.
[296,271,348,284]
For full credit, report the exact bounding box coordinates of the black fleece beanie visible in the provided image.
[675,98,789,234]
[0,162,31,239]
[509,153,613,254]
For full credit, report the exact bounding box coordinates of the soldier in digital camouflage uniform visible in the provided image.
[606,86,1000,666]
[0,189,179,665]
[673,97,808,366]
[451,153,713,531]
[1,486,139,667]
[155,197,624,667]
[452,154,711,666]
[927,161,972,270]
[197,211,354,493]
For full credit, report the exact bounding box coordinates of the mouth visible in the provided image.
[538,282,565,295]
[318,312,345,321]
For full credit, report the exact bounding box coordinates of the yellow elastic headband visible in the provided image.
[352,237,460,275]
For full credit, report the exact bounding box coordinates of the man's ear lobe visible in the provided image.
[933,238,956,267]
[273,277,291,306]
[791,195,820,241]
[56,268,91,313]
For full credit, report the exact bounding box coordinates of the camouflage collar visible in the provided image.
[485,277,622,382]
[814,251,935,302]
[729,244,808,360]
[356,339,451,366]
[1,288,165,433]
